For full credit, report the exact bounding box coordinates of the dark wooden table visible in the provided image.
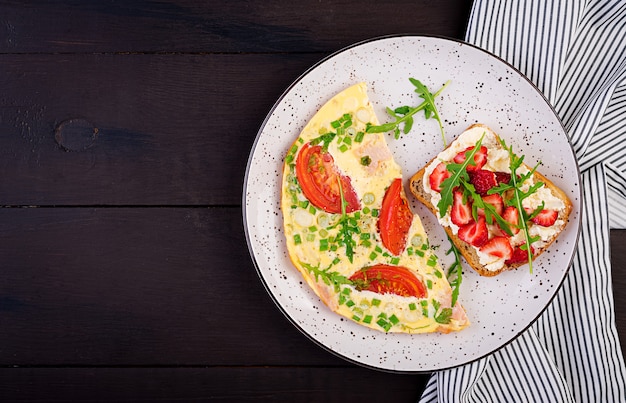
[0,1,624,401]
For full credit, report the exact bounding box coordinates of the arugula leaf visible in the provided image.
[367,79,450,144]
[300,262,352,292]
[335,178,359,263]
[461,180,513,236]
[410,78,447,146]
[431,299,453,324]
[445,235,463,307]
[436,133,485,218]
[491,138,545,273]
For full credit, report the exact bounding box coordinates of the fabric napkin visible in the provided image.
[420,1,626,401]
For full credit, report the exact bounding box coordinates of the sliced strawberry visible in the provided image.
[531,209,558,227]
[505,244,535,265]
[451,189,472,226]
[501,206,520,235]
[479,236,513,260]
[495,172,511,185]
[468,169,497,195]
[453,145,487,171]
[429,162,451,193]
[477,194,504,217]
[458,216,488,247]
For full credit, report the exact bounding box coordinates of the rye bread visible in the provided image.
[409,124,573,277]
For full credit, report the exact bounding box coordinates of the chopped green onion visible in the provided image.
[354,131,365,143]
[346,300,355,308]
[294,234,302,245]
[389,314,399,325]
[371,298,381,307]
[409,302,417,311]
[363,315,373,324]
[377,318,389,330]
[339,144,349,153]
[369,251,378,260]
[371,209,379,217]
[319,239,329,251]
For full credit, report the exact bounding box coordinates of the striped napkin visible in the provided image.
[420,1,626,401]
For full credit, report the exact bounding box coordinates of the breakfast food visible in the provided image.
[409,124,572,276]
[281,83,469,333]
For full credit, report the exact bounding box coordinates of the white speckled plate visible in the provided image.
[243,35,581,372]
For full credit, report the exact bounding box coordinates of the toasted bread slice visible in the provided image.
[409,124,572,276]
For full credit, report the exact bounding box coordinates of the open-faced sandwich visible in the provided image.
[281,83,470,333]
[409,123,572,277]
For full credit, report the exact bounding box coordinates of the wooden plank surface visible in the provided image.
[0,367,427,402]
[0,53,319,206]
[0,0,471,53]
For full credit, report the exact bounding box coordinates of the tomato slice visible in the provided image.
[349,265,426,298]
[378,178,413,255]
[295,143,360,214]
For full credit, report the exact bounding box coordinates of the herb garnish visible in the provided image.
[367,79,450,145]
[335,179,359,263]
[300,262,352,292]
[488,138,545,273]
[462,181,513,235]
[437,133,485,217]
[445,236,463,307]
[432,299,453,324]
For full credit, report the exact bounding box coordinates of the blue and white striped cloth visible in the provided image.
[420,1,626,401]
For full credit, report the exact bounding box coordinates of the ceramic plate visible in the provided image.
[243,35,581,372]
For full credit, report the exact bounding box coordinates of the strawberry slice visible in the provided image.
[429,162,451,193]
[501,206,520,235]
[454,146,487,171]
[495,172,512,185]
[458,216,488,247]
[451,189,472,226]
[479,236,513,260]
[468,169,497,195]
[530,209,558,227]
[477,194,504,217]
[505,244,535,265]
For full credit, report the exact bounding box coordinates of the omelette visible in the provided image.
[281,83,469,333]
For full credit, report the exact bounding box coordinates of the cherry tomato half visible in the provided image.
[378,178,413,255]
[295,143,360,214]
[349,265,427,298]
